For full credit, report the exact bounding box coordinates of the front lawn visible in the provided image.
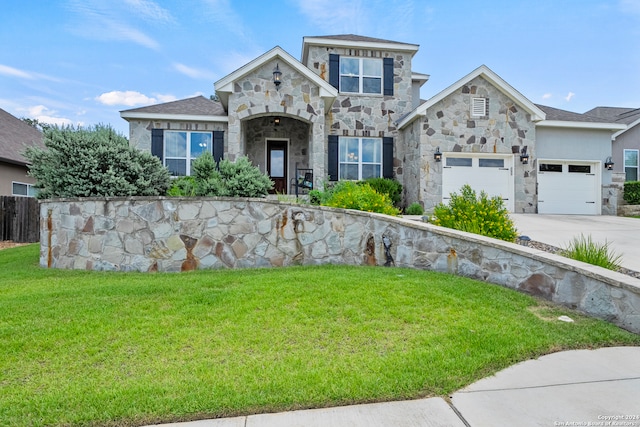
[1,244,639,427]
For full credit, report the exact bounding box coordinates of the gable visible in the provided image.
[398,65,545,129]
[214,46,337,113]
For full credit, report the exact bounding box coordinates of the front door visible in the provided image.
[267,140,287,194]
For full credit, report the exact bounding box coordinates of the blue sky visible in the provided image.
[1,0,639,136]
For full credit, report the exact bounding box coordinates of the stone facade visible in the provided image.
[401,75,537,213]
[41,197,640,333]
[226,60,326,187]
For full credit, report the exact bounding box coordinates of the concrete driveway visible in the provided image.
[510,214,640,272]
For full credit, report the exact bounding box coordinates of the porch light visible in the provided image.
[434,147,442,162]
[520,147,529,165]
[274,117,281,126]
[272,63,282,90]
[605,156,614,170]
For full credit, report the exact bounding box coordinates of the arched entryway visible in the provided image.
[243,115,311,194]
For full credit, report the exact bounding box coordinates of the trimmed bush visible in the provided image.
[360,177,402,207]
[25,125,170,198]
[167,177,197,197]
[324,181,400,216]
[431,184,518,242]
[561,234,623,271]
[405,202,424,215]
[623,181,640,204]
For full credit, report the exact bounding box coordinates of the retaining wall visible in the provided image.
[40,197,640,333]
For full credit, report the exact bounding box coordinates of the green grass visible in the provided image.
[1,244,639,427]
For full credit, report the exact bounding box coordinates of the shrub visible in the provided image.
[360,177,402,207]
[167,176,197,197]
[561,234,623,271]
[405,202,424,215]
[324,181,400,216]
[25,125,170,198]
[431,184,518,242]
[216,156,273,197]
[623,181,640,204]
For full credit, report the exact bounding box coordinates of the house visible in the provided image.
[121,34,627,215]
[0,108,43,197]
[585,107,640,184]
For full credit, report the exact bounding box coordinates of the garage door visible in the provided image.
[537,161,600,215]
[442,154,514,211]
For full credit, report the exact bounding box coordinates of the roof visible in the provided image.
[302,34,419,64]
[584,106,640,125]
[215,46,338,113]
[398,65,546,129]
[120,95,227,121]
[535,104,626,131]
[0,108,43,166]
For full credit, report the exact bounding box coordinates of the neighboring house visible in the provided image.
[0,108,43,197]
[585,107,640,183]
[121,34,627,215]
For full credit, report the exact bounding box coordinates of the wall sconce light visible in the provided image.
[520,147,529,165]
[272,63,282,90]
[434,147,442,162]
[274,117,280,126]
[605,156,614,170]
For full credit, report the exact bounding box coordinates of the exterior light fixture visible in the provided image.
[434,147,442,162]
[272,63,282,90]
[274,117,280,126]
[520,147,529,165]
[604,156,614,170]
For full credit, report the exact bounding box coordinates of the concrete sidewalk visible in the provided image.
[145,346,640,427]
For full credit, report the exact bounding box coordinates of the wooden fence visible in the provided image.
[0,196,40,243]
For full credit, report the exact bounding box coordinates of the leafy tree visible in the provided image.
[21,117,51,132]
[25,125,170,199]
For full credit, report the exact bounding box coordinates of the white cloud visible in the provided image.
[201,0,250,40]
[620,0,640,15]
[95,90,176,106]
[21,104,77,127]
[565,92,575,102]
[123,0,174,23]
[542,93,552,99]
[0,64,34,79]
[292,0,367,33]
[173,63,217,80]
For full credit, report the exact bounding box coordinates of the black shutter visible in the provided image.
[151,129,164,161]
[383,57,394,96]
[329,54,340,90]
[383,137,393,179]
[328,135,339,181]
[213,131,224,166]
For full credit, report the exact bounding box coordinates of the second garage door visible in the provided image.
[537,160,600,215]
[442,154,514,212]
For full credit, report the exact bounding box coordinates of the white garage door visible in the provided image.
[442,154,514,211]
[538,160,600,215]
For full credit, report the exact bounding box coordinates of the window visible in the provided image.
[340,57,382,94]
[164,131,212,176]
[12,182,37,197]
[624,149,639,181]
[446,157,472,167]
[339,137,382,180]
[568,165,592,174]
[539,163,562,173]
[479,158,505,168]
[471,97,488,117]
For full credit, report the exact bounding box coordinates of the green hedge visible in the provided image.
[623,181,640,204]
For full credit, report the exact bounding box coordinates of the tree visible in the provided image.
[25,125,170,199]
[21,117,51,132]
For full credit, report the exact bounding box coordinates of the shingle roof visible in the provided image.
[535,104,614,123]
[306,34,411,45]
[0,108,44,165]
[584,106,640,125]
[120,95,226,116]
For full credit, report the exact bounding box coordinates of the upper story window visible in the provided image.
[164,131,212,176]
[340,58,382,94]
[12,182,37,197]
[339,137,382,180]
[471,97,488,117]
[624,149,639,181]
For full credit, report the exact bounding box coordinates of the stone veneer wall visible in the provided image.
[40,197,640,333]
